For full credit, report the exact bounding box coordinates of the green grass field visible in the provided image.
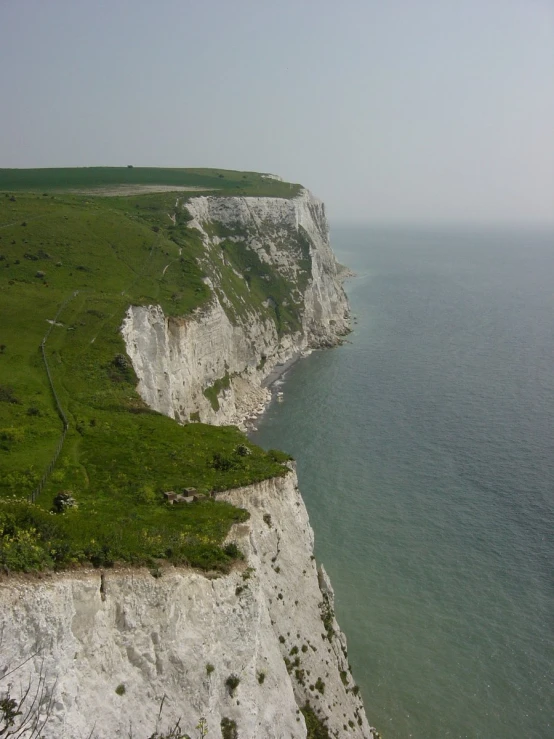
[0,172,295,573]
[0,167,301,199]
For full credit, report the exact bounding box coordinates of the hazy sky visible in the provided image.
[1,0,553,224]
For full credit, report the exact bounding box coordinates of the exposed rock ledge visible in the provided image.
[0,469,375,739]
[122,189,350,427]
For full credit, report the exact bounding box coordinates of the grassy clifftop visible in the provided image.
[0,166,301,198]
[0,171,296,573]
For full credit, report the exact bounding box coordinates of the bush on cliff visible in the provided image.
[300,703,332,739]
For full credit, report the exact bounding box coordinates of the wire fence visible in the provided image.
[29,291,79,503]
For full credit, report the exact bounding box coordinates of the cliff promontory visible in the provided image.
[122,189,350,426]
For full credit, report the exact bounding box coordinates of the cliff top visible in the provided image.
[0,167,302,199]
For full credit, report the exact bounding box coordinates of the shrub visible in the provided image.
[257,671,266,684]
[109,353,135,384]
[206,663,215,675]
[136,484,157,505]
[115,683,125,696]
[211,452,235,471]
[0,386,20,404]
[320,598,335,640]
[221,717,238,739]
[0,523,52,571]
[225,674,240,696]
[113,353,129,370]
[300,703,331,739]
[0,428,24,444]
[52,491,78,513]
[223,542,242,559]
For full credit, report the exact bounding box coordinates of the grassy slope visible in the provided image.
[0,171,295,572]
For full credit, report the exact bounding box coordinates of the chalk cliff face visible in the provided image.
[0,469,375,739]
[121,189,350,426]
[0,187,376,739]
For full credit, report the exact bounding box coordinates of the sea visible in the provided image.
[250,225,554,739]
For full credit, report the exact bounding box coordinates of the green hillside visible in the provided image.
[0,175,294,573]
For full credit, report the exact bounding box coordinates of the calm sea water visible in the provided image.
[250,226,554,739]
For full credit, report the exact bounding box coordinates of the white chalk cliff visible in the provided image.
[0,469,375,739]
[1,187,376,738]
[121,189,350,426]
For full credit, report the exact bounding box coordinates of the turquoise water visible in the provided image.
[250,227,554,739]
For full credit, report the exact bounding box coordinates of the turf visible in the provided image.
[0,167,302,199]
[0,180,294,573]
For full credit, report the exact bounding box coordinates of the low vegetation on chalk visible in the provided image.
[300,703,332,739]
[225,674,240,696]
[314,677,325,694]
[320,598,335,640]
[203,372,231,412]
[208,222,312,335]
[0,170,298,573]
[220,717,238,739]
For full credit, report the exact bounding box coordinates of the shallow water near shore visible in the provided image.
[250,225,554,739]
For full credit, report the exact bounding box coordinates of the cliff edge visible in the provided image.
[0,469,375,739]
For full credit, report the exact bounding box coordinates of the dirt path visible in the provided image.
[69,185,217,197]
